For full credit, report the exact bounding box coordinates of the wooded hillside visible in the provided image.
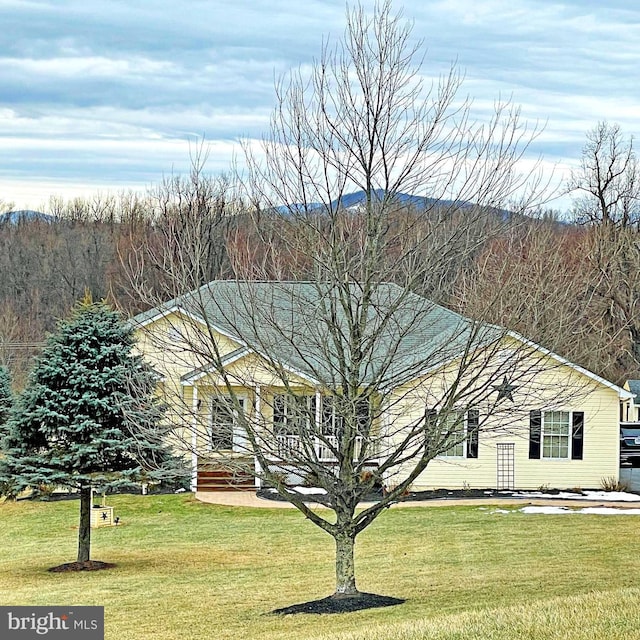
[3,121,639,388]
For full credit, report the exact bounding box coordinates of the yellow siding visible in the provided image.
[386,341,621,491]
[134,311,241,382]
[193,352,312,388]
[136,313,622,492]
[134,311,244,457]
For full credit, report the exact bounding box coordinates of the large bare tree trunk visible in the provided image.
[334,532,358,597]
[77,485,91,563]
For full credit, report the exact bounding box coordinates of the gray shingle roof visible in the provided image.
[627,380,640,401]
[133,281,499,388]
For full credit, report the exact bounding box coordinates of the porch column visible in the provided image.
[254,385,262,488]
[191,386,198,493]
[315,389,322,458]
[315,389,322,424]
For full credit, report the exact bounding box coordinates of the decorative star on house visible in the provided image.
[492,376,518,402]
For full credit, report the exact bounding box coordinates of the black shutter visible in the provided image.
[425,408,438,425]
[571,412,584,460]
[424,408,438,456]
[467,409,479,458]
[529,410,542,459]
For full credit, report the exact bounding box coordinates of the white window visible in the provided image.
[435,409,480,459]
[439,411,466,458]
[541,411,570,459]
[319,396,370,436]
[272,394,312,435]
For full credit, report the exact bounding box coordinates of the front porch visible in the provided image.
[194,435,369,492]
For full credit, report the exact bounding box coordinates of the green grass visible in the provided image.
[1,495,640,639]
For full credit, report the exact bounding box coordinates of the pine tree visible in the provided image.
[0,365,12,432]
[0,365,16,498]
[0,296,175,566]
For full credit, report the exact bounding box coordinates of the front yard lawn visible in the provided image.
[1,494,639,640]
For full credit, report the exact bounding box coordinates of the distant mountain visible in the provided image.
[275,190,475,215]
[0,210,55,224]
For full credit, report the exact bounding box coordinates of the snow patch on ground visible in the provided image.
[294,487,327,495]
[513,490,640,502]
[266,486,327,495]
[520,505,640,515]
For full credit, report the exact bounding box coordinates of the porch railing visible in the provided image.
[275,434,364,462]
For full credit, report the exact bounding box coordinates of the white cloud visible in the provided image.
[0,0,638,209]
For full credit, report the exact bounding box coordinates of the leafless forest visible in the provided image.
[0,113,637,388]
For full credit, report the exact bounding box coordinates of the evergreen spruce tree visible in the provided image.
[0,296,174,567]
[0,365,16,497]
[0,365,12,433]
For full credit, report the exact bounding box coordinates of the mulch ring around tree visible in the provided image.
[48,560,116,573]
[272,592,405,615]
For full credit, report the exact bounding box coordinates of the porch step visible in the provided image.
[197,468,256,492]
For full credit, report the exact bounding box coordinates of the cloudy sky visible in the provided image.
[1,0,638,211]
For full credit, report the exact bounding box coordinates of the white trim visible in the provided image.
[315,389,322,427]
[133,305,208,330]
[133,300,251,352]
[539,409,574,461]
[137,296,631,401]
[506,330,634,400]
[180,349,319,387]
[384,328,634,400]
[134,305,252,362]
[436,410,468,459]
[181,348,251,384]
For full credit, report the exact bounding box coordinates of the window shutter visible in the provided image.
[424,408,438,456]
[425,408,438,426]
[467,409,479,459]
[571,412,584,460]
[529,410,542,459]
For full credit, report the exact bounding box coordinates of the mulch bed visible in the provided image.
[257,487,600,503]
[273,592,405,615]
[258,487,510,503]
[48,560,116,572]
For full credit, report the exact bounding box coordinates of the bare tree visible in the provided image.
[128,3,592,604]
[453,219,628,383]
[124,144,239,306]
[565,122,640,379]
[583,224,640,379]
[568,122,640,228]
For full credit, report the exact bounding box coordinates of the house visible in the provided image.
[622,380,640,423]
[620,380,640,467]
[132,281,632,493]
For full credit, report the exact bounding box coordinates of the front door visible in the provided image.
[231,397,248,453]
[210,396,247,453]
